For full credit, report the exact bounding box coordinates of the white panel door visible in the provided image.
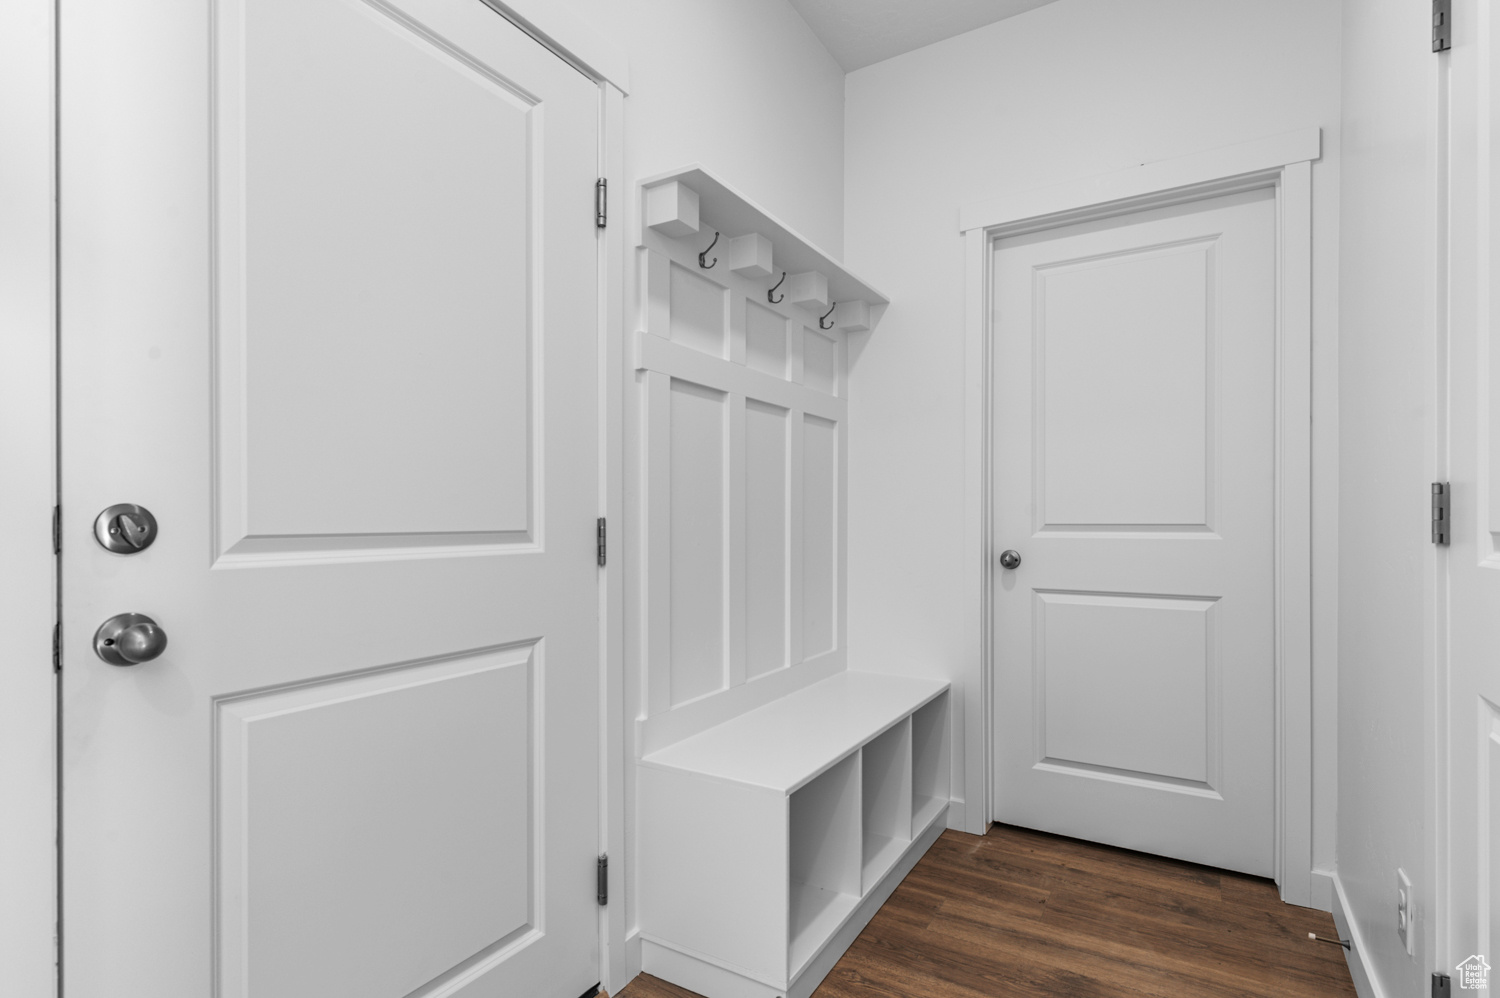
[59,1,601,995]
[991,189,1276,876]
[1445,2,1500,977]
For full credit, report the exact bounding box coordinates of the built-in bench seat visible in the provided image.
[638,671,951,998]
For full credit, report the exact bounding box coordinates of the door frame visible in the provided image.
[0,0,59,994]
[4,2,631,995]
[958,128,1323,906]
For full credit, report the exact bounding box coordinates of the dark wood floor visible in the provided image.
[614,824,1357,998]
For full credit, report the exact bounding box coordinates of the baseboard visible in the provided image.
[641,940,781,998]
[946,797,966,832]
[603,931,642,996]
[1329,872,1388,998]
[1309,868,1335,913]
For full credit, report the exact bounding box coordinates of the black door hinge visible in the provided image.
[52,622,61,673]
[595,178,607,228]
[1433,972,1452,998]
[596,517,606,567]
[52,504,61,554]
[1432,482,1450,545]
[596,853,608,906]
[1434,0,1452,51]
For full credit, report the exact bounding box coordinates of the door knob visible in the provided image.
[94,504,158,553]
[94,613,168,666]
[999,549,1022,570]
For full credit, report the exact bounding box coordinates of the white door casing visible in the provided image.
[990,188,1277,876]
[60,0,602,995]
[0,0,59,994]
[960,129,1318,903]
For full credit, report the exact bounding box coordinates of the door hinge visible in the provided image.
[1432,482,1450,545]
[595,178,607,228]
[52,622,61,673]
[1433,972,1452,998]
[52,504,61,554]
[1434,0,1452,51]
[597,517,606,567]
[596,853,608,906]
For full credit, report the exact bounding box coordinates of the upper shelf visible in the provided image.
[637,165,890,331]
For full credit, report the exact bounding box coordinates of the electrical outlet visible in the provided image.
[1397,868,1414,955]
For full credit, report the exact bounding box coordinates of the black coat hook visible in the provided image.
[768,271,786,304]
[698,231,719,269]
[819,302,837,330]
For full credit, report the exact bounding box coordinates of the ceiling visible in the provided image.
[788,0,1060,72]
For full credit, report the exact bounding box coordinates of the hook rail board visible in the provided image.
[639,165,889,333]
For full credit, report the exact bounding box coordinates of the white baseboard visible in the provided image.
[604,930,642,996]
[1309,867,1335,913]
[1329,872,1389,998]
[946,797,967,832]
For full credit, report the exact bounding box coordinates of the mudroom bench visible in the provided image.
[638,671,951,998]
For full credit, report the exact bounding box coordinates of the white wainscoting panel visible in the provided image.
[637,242,848,748]
[669,262,728,359]
[746,399,790,680]
[802,326,840,397]
[802,414,839,661]
[746,299,789,378]
[668,378,729,706]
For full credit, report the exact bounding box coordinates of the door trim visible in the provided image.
[959,128,1322,906]
[0,0,59,993]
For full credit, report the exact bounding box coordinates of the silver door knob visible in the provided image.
[94,613,168,666]
[999,549,1022,570]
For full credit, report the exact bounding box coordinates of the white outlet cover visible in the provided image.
[1396,868,1413,956]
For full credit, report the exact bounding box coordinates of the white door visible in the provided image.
[1446,4,1500,977]
[991,188,1277,876]
[59,1,601,995]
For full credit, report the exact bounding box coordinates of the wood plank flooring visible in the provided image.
[613,824,1357,998]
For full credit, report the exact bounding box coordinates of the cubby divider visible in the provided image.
[789,754,862,977]
[860,719,912,893]
[911,691,951,839]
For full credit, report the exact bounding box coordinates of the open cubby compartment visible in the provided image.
[911,690,951,839]
[860,719,912,893]
[788,753,862,979]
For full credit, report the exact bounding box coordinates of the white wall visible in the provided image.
[1336,0,1437,993]
[841,0,1342,888]
[569,0,846,255]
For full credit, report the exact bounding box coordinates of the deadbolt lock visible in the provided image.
[94,504,158,553]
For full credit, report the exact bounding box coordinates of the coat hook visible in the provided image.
[768,271,786,304]
[819,301,837,330]
[698,230,720,269]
